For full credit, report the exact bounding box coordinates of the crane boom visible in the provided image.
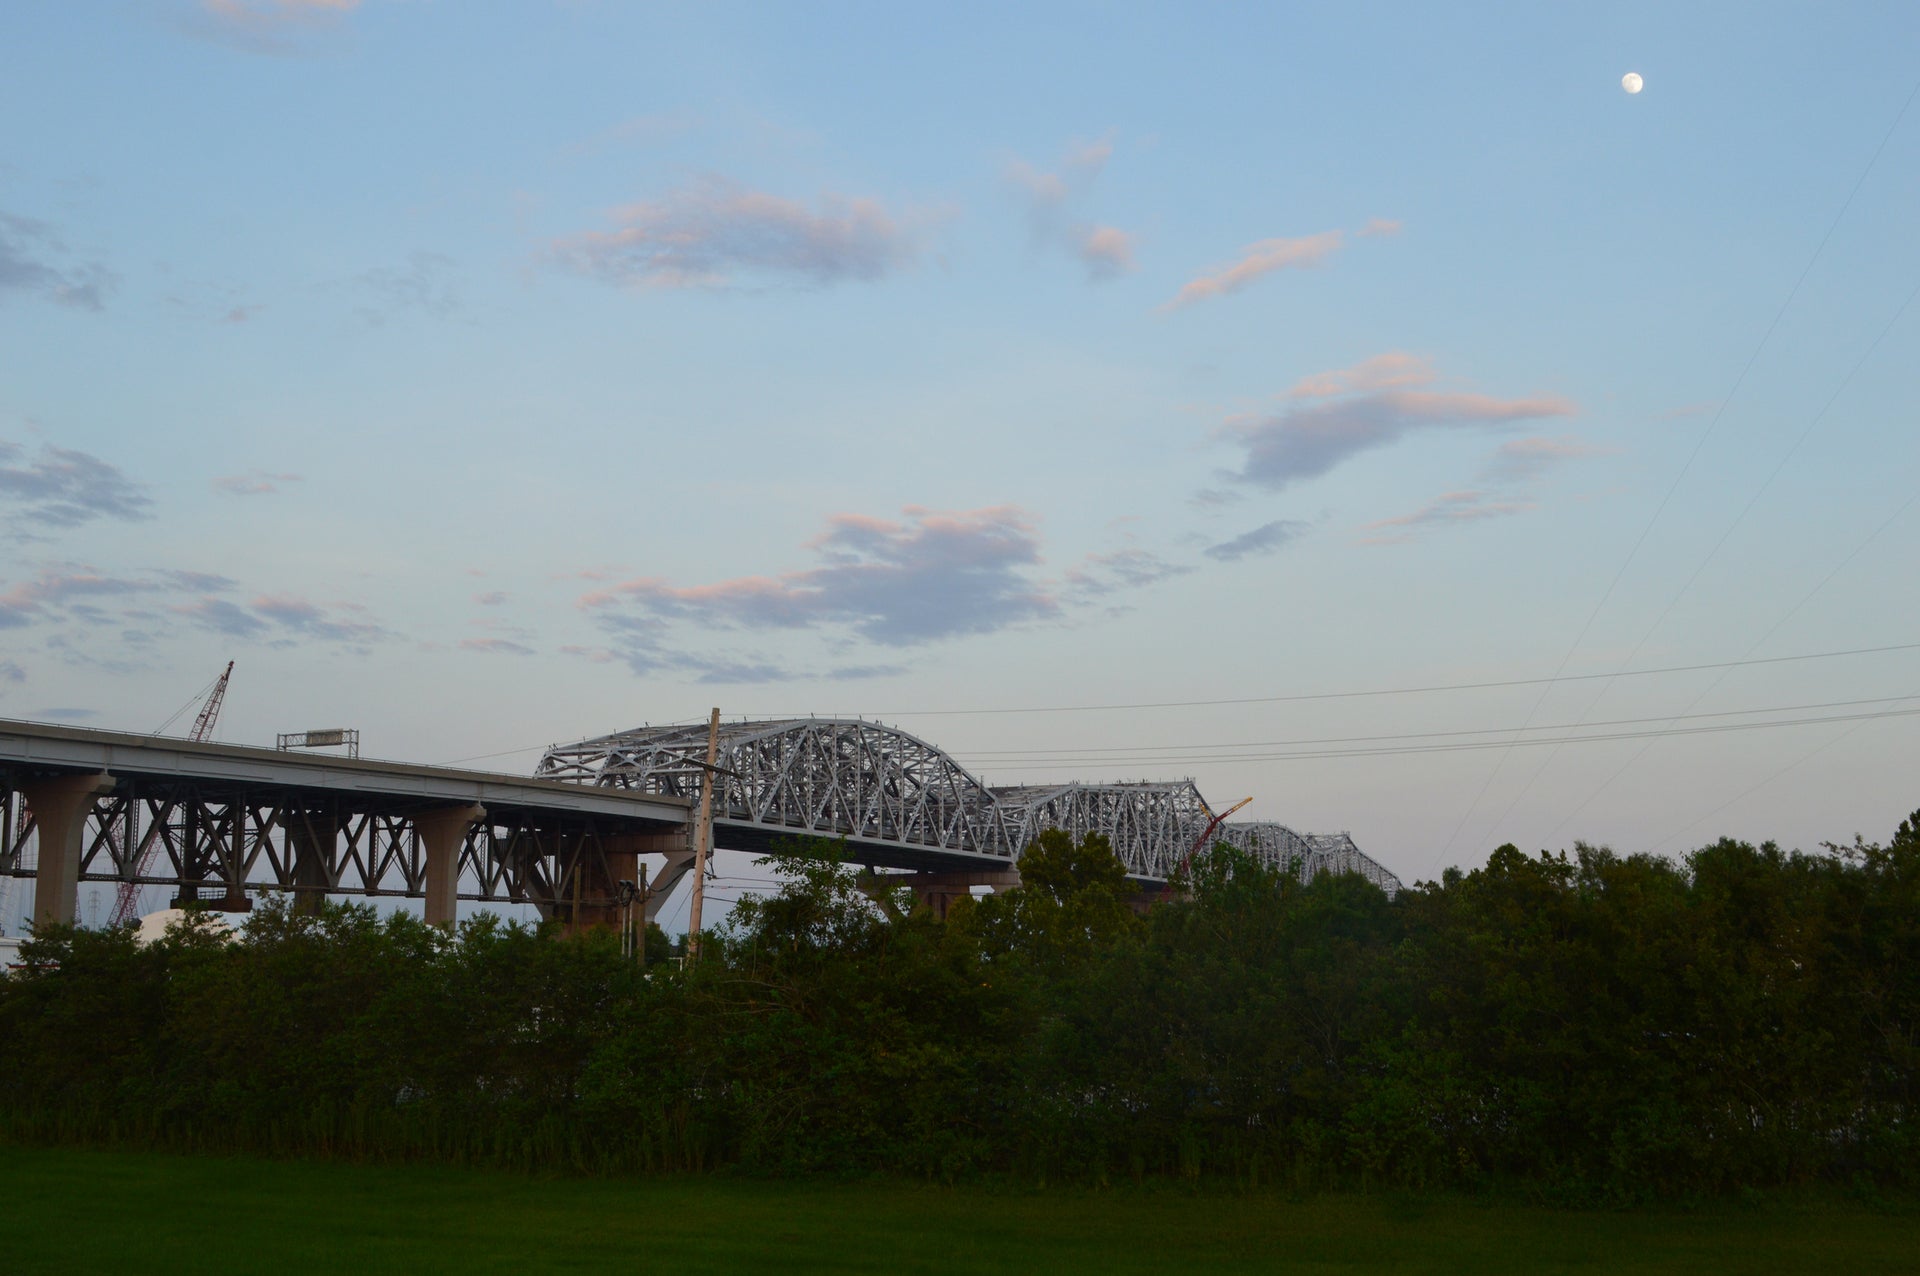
[189,661,234,743]
[1171,795,1252,886]
[108,662,234,927]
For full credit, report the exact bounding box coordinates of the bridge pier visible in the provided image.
[419,804,487,929]
[20,771,116,929]
[286,809,339,916]
[871,868,1021,919]
[562,829,691,936]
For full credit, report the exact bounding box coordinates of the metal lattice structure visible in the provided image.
[992,780,1215,882]
[539,718,1403,892]
[538,718,1010,861]
[0,781,652,914]
[1216,824,1402,893]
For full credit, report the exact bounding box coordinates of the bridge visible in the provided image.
[1,714,1399,931]
[534,718,1401,910]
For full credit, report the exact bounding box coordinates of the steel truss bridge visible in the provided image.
[1,714,1397,932]
[1,720,689,932]
[535,718,1401,893]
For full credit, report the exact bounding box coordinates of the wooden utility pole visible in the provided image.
[685,707,721,961]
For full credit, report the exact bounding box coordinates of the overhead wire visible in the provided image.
[1493,271,1920,845]
[959,704,1920,771]
[820,641,1920,718]
[955,691,1920,759]
[1438,72,1920,857]
[1542,474,1920,845]
[427,640,1920,772]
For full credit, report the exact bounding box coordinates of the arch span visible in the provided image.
[539,718,1403,893]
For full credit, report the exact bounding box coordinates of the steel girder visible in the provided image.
[538,719,1404,893]
[991,780,1214,882]
[1215,822,1402,892]
[538,718,1009,858]
[0,776,647,918]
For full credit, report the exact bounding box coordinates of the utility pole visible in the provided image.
[685,707,721,962]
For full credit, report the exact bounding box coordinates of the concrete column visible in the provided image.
[20,772,116,929]
[287,810,339,916]
[571,828,689,935]
[418,803,485,929]
[865,868,1021,920]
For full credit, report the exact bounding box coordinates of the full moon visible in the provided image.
[1622,72,1644,94]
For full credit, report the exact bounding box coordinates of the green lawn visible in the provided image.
[0,1144,1913,1274]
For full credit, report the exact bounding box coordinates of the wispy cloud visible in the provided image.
[0,212,114,311]
[1163,230,1344,311]
[583,505,1058,648]
[1204,519,1309,562]
[1480,435,1608,484]
[1005,138,1136,281]
[1360,434,1609,546]
[1162,217,1398,311]
[0,566,231,631]
[473,590,508,606]
[1360,491,1537,545]
[193,0,362,53]
[1063,547,1191,598]
[460,637,535,656]
[357,252,460,324]
[561,112,699,158]
[0,660,23,685]
[1219,354,1574,491]
[0,439,152,533]
[553,176,924,290]
[213,470,302,496]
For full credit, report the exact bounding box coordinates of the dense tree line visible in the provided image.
[2,815,1915,1200]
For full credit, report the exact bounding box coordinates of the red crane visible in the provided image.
[1166,795,1252,894]
[108,662,233,927]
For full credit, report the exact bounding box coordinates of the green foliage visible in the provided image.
[3,815,1918,1195]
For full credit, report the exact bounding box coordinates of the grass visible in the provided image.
[0,1144,1914,1274]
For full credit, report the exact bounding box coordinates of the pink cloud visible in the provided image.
[1006,139,1135,281]
[1163,230,1346,310]
[1363,490,1538,536]
[1224,355,1575,491]
[197,0,362,50]
[1075,224,1135,279]
[1287,352,1434,399]
[552,177,923,290]
[460,637,534,656]
[581,505,1059,647]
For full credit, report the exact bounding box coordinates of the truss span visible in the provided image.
[538,718,1402,892]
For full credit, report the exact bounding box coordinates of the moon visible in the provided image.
[1622,72,1644,94]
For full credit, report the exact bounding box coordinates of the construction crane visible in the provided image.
[107,662,233,928]
[1168,795,1253,890]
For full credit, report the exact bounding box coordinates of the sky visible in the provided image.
[3,0,1919,924]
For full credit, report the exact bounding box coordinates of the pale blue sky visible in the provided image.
[4,0,1919,910]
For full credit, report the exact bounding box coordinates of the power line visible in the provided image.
[956,691,1920,758]
[1542,476,1920,845]
[1490,272,1920,843]
[842,640,1920,718]
[1645,683,1920,855]
[962,704,1920,770]
[1440,71,1920,856]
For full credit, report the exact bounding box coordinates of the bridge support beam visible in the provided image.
[287,810,339,916]
[419,803,486,929]
[21,771,115,929]
[644,847,697,926]
[866,868,1020,920]
[567,829,689,935]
